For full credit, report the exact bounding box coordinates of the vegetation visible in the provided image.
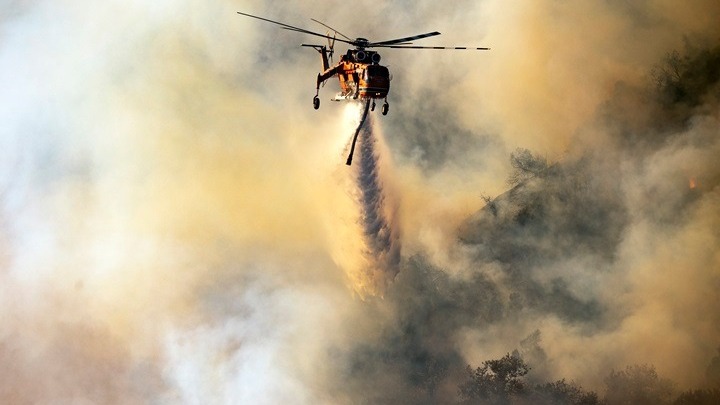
[457,354,719,404]
[603,365,674,405]
[458,352,530,404]
[506,148,548,187]
[652,45,720,108]
[673,389,720,405]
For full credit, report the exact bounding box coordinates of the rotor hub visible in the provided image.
[354,37,370,49]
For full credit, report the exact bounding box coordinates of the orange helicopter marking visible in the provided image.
[315,50,390,101]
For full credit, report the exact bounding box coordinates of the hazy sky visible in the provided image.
[1,1,720,403]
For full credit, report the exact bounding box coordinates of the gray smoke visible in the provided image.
[325,41,720,403]
[3,1,720,404]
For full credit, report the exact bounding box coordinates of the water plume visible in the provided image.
[332,103,401,297]
[354,113,401,290]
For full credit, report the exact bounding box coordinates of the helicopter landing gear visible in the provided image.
[371,101,376,111]
[313,74,322,110]
[381,101,389,116]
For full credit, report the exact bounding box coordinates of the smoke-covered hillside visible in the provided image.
[322,43,720,404]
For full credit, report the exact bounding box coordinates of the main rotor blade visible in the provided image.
[369,31,441,46]
[374,45,490,50]
[237,12,355,46]
[310,18,352,41]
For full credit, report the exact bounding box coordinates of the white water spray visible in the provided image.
[337,103,401,295]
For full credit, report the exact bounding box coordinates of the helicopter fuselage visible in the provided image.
[315,47,390,101]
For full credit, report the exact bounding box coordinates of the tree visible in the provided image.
[458,352,530,404]
[652,45,720,108]
[530,379,600,405]
[603,364,674,405]
[506,148,548,187]
[705,346,720,388]
[519,330,547,369]
[673,389,720,405]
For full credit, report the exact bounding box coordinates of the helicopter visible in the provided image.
[236,11,489,164]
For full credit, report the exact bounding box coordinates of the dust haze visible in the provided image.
[1,0,719,403]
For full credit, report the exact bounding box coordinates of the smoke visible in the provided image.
[2,0,720,403]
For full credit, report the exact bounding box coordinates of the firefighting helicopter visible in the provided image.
[236,11,489,164]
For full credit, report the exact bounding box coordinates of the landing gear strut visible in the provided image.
[313,73,322,110]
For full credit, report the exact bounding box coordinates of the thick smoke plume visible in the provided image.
[2,1,720,404]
